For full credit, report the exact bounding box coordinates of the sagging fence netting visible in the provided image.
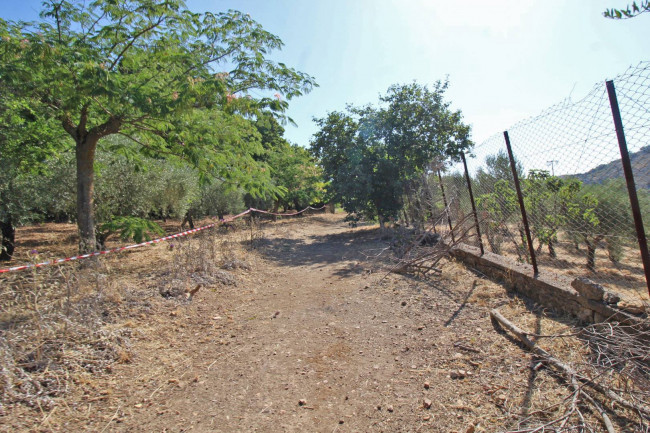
[425,62,650,302]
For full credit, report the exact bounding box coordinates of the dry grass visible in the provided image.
[0,216,254,423]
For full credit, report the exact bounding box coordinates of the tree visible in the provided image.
[476,165,586,262]
[253,114,325,211]
[268,144,325,210]
[311,81,472,227]
[474,150,525,256]
[476,179,520,256]
[0,0,315,252]
[604,1,650,18]
[475,149,523,193]
[567,180,637,271]
[0,79,66,259]
[521,170,583,259]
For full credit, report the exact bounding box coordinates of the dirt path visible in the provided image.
[6,213,579,432]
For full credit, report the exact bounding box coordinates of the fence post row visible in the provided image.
[503,131,539,275]
[460,152,485,255]
[605,80,650,296]
[437,169,456,243]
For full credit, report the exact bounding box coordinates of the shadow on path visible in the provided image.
[255,226,385,276]
[444,280,478,327]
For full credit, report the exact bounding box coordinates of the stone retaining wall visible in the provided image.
[450,243,642,324]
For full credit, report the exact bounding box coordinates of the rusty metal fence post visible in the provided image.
[606,80,650,296]
[460,152,484,255]
[503,131,539,275]
[437,169,455,243]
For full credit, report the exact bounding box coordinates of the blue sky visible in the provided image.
[2,0,649,146]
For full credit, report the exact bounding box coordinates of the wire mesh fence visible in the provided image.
[435,61,650,302]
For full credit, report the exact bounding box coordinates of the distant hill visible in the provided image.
[573,146,650,189]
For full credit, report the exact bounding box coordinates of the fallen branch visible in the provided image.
[385,211,475,278]
[490,309,650,426]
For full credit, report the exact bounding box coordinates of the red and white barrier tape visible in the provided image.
[0,206,325,274]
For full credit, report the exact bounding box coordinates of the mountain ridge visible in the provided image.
[572,146,650,189]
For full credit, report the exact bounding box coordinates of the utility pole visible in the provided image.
[546,160,558,176]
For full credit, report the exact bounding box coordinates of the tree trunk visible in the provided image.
[585,235,604,272]
[272,201,279,221]
[402,209,409,227]
[548,239,557,259]
[586,241,597,272]
[181,211,194,229]
[0,214,15,261]
[76,137,99,253]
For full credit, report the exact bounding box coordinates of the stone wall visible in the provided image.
[450,243,643,324]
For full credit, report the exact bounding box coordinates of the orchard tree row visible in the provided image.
[457,151,650,271]
[0,0,323,260]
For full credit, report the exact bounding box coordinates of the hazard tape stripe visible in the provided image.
[0,206,325,274]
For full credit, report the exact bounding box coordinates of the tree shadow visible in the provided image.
[519,313,542,420]
[253,227,386,278]
[444,280,478,327]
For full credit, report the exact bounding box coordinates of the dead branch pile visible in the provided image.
[389,211,476,277]
[491,309,650,432]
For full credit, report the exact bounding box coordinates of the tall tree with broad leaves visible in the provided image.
[0,0,316,252]
[311,81,472,227]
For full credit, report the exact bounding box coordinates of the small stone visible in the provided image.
[423,399,432,409]
[424,381,430,389]
[339,419,344,424]
[401,301,407,306]
[298,399,307,406]
[376,405,382,411]
[423,415,431,421]
[603,291,620,305]
[134,403,143,409]
[387,405,394,412]
[572,277,605,301]
[450,369,466,379]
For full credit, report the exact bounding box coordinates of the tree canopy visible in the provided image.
[311,81,472,227]
[0,0,316,252]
